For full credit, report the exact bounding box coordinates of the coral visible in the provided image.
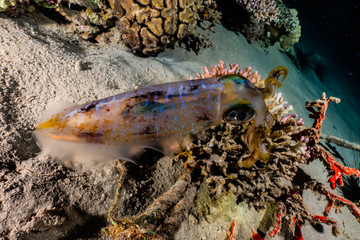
[2,0,219,56]
[114,0,213,56]
[55,0,219,56]
[0,0,16,11]
[105,62,360,240]
[276,4,301,51]
[234,0,280,25]
[33,0,59,8]
[56,0,117,40]
[277,6,300,35]
[278,25,301,51]
[0,0,30,17]
[243,18,266,44]
[327,137,360,153]
[304,93,360,189]
[261,92,360,239]
[231,0,301,51]
[190,60,262,84]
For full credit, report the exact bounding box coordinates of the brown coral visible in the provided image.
[52,0,219,56]
[56,0,117,40]
[115,0,203,56]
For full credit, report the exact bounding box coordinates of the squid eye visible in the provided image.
[223,102,255,124]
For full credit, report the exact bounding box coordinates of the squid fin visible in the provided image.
[34,129,164,169]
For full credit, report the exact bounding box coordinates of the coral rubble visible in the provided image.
[105,162,196,239]
[105,62,360,240]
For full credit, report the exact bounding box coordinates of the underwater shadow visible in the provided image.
[58,207,107,240]
[12,11,88,55]
[214,0,251,34]
[310,222,325,233]
[286,42,332,82]
[126,148,165,181]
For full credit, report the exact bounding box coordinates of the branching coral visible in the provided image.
[227,0,301,51]
[234,0,280,25]
[184,67,360,239]
[276,4,301,51]
[304,93,360,189]
[105,62,360,240]
[190,60,261,84]
[247,92,360,239]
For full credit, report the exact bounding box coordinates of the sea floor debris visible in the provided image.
[104,62,360,240]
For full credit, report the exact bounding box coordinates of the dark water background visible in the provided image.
[285,0,360,107]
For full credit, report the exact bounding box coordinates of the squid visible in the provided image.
[34,66,288,167]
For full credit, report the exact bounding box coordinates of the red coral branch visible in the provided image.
[252,229,264,240]
[228,221,236,240]
[312,215,337,225]
[305,92,340,142]
[268,206,284,238]
[317,147,360,189]
[313,183,360,219]
[306,92,360,189]
[324,199,334,216]
[294,221,304,240]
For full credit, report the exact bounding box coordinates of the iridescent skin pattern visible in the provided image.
[35,69,286,165]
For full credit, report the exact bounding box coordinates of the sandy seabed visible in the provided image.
[1,14,360,240]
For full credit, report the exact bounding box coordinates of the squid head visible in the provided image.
[239,66,288,168]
